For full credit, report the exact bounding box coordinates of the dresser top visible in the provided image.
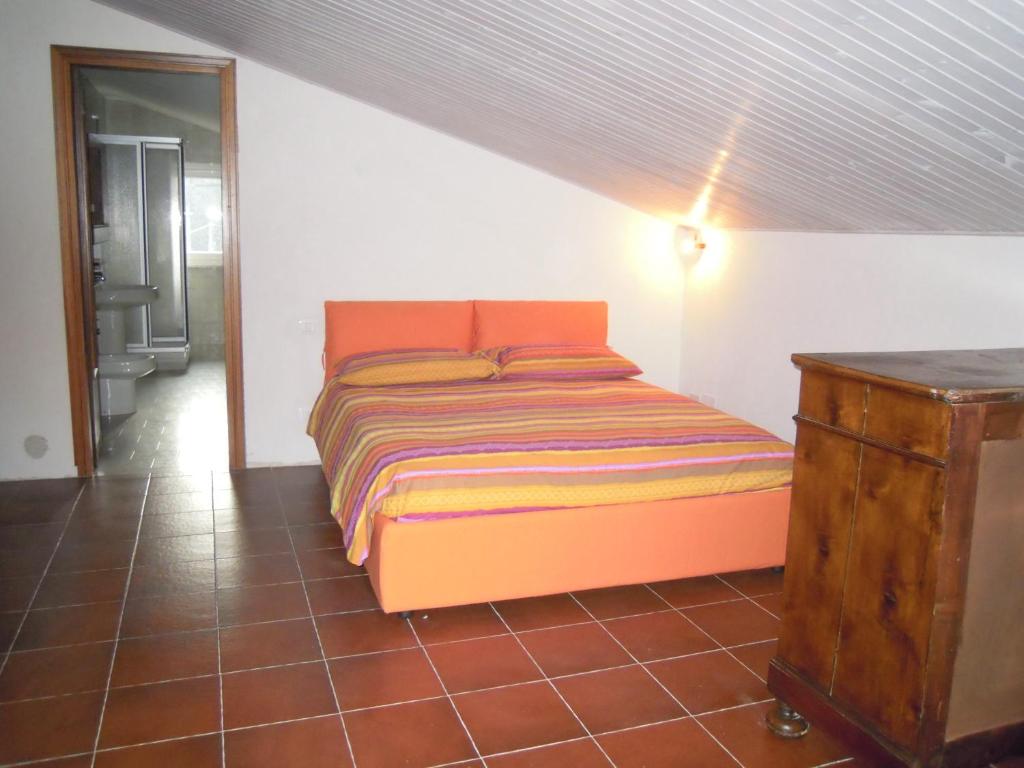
[792,348,1024,403]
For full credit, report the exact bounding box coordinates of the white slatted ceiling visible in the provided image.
[98,0,1024,232]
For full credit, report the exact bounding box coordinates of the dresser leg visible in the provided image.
[766,700,810,738]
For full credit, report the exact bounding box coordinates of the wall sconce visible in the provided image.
[674,225,706,266]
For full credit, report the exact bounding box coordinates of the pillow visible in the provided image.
[473,300,607,349]
[332,349,498,386]
[490,345,642,381]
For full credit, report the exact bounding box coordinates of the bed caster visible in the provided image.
[766,700,809,738]
[398,610,412,619]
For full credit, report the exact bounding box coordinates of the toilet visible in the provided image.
[98,353,156,416]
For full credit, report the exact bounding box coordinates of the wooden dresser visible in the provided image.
[767,349,1024,768]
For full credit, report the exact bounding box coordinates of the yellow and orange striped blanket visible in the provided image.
[308,378,793,564]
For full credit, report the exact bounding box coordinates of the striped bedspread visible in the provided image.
[308,378,793,564]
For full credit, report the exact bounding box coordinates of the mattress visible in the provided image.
[308,378,794,564]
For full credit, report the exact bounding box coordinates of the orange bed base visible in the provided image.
[364,487,791,613]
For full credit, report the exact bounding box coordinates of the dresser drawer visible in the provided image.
[797,370,867,433]
[864,387,951,460]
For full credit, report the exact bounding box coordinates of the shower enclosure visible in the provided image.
[89,133,189,367]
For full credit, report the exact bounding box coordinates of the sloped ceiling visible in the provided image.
[99,0,1024,233]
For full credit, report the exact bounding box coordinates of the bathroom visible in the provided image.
[80,67,227,474]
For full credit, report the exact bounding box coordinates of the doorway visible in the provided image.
[51,46,244,475]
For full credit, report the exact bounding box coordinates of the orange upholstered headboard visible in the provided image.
[323,301,474,375]
[323,300,608,376]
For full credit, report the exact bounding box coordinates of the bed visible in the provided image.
[309,300,793,614]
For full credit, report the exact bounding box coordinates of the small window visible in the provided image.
[185,175,223,258]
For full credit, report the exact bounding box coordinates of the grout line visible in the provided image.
[406,618,488,767]
[0,484,88,678]
[88,474,151,768]
[209,471,227,768]
[568,591,747,768]
[665,580,777,685]
[278,484,358,768]
[486,602,617,767]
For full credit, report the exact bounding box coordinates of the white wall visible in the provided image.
[0,0,680,478]
[681,230,1024,442]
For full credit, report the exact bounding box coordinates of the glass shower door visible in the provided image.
[144,143,188,344]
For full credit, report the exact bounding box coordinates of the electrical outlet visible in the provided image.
[297,319,316,336]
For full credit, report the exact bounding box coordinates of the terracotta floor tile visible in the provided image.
[128,560,216,598]
[217,581,310,626]
[214,485,275,509]
[274,466,327,491]
[34,569,129,608]
[411,603,508,644]
[220,617,321,671]
[282,500,335,526]
[215,468,277,491]
[698,700,852,768]
[0,690,104,764]
[493,593,592,632]
[517,622,631,677]
[216,552,300,589]
[225,715,353,768]
[95,733,221,767]
[288,521,345,551]
[111,630,219,687]
[0,641,114,700]
[306,575,379,614]
[729,640,778,682]
[603,610,718,662]
[61,515,140,543]
[648,649,769,714]
[215,527,292,558]
[428,634,542,693]
[134,533,214,565]
[316,610,418,657]
[0,576,37,612]
[755,593,784,618]
[49,540,135,572]
[296,547,364,579]
[139,510,214,538]
[99,675,220,748]
[214,505,287,532]
[120,591,217,637]
[78,477,146,500]
[346,697,476,768]
[0,546,53,578]
[455,681,585,755]
[329,647,444,710]
[21,756,93,768]
[573,585,667,619]
[684,600,781,647]
[0,612,21,649]
[554,665,683,734]
[222,661,337,729]
[486,739,612,767]
[144,491,212,515]
[648,575,744,608]
[0,522,65,549]
[15,602,122,650]
[147,474,213,496]
[0,500,75,526]
[597,718,736,768]
[719,568,785,597]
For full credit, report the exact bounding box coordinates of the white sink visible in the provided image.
[94,283,159,308]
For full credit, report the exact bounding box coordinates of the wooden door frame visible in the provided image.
[51,45,245,474]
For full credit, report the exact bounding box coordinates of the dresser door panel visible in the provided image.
[777,423,860,687]
[832,446,946,748]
